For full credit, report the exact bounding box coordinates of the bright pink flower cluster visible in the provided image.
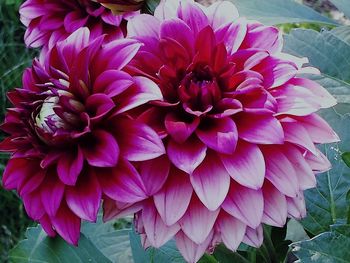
[1,0,339,262]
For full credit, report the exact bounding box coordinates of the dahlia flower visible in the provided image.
[95,0,145,15]
[0,28,165,245]
[20,0,138,49]
[104,0,339,261]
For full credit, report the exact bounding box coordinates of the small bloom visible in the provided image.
[20,0,138,49]
[104,0,339,262]
[0,28,165,245]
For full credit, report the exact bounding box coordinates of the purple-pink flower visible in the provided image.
[102,0,340,262]
[0,28,165,245]
[20,0,137,49]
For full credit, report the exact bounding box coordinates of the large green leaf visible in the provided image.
[329,0,350,19]
[9,216,133,263]
[300,108,350,235]
[229,0,337,25]
[291,224,350,262]
[284,29,350,82]
[331,26,350,45]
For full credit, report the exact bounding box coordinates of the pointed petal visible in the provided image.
[2,158,37,190]
[139,155,170,195]
[142,200,180,248]
[243,225,263,248]
[220,141,265,189]
[196,117,238,154]
[179,195,219,244]
[222,182,263,229]
[23,191,45,220]
[216,211,246,251]
[82,130,119,167]
[167,137,207,174]
[57,147,84,185]
[262,182,287,227]
[165,112,199,144]
[206,1,239,28]
[177,0,209,35]
[286,191,306,219]
[190,152,230,210]
[98,159,147,203]
[66,169,101,222]
[154,168,193,226]
[103,198,142,222]
[305,149,331,173]
[40,173,65,217]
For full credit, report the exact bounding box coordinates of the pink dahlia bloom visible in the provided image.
[20,0,137,49]
[0,28,165,245]
[103,0,340,262]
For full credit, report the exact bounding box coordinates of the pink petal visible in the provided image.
[2,158,37,190]
[167,137,207,174]
[51,203,81,246]
[154,168,193,226]
[220,141,265,189]
[18,169,45,196]
[261,146,299,197]
[237,113,284,144]
[23,191,45,220]
[139,155,170,195]
[165,113,199,143]
[142,200,180,248]
[103,199,142,221]
[243,225,263,248]
[82,130,119,167]
[215,19,247,54]
[127,14,161,38]
[196,117,238,154]
[40,174,65,217]
[175,231,214,263]
[179,195,219,244]
[262,182,287,227]
[85,93,115,122]
[222,182,263,229]
[191,152,230,210]
[93,70,134,97]
[57,147,84,185]
[305,149,331,173]
[286,192,306,219]
[177,0,209,35]
[297,114,340,144]
[206,1,239,28]
[66,169,101,222]
[39,215,56,238]
[216,211,246,251]
[99,159,147,203]
[114,118,165,161]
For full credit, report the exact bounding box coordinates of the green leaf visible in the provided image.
[300,108,350,236]
[129,228,186,263]
[9,215,133,263]
[229,0,337,25]
[284,29,350,82]
[291,224,350,262]
[331,26,350,45]
[9,226,112,263]
[286,219,309,243]
[329,0,350,19]
[143,0,160,14]
[342,152,350,168]
[212,245,250,263]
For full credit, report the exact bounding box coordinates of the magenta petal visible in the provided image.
[39,215,56,238]
[57,147,83,185]
[243,225,263,248]
[23,191,45,220]
[262,182,287,227]
[66,169,101,222]
[82,130,119,167]
[167,137,207,174]
[179,195,219,244]
[177,0,209,35]
[305,149,331,173]
[222,182,263,229]
[51,203,81,246]
[114,118,165,161]
[2,158,36,190]
[40,174,65,216]
[220,141,265,189]
[142,200,180,248]
[175,230,214,263]
[165,113,199,144]
[237,113,284,144]
[191,152,230,210]
[215,19,247,54]
[127,14,161,38]
[216,211,246,251]
[103,199,142,222]
[154,168,193,226]
[262,146,299,197]
[98,159,147,203]
[18,169,45,196]
[196,117,238,154]
[86,93,115,122]
[93,70,134,97]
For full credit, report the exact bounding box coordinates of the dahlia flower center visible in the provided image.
[35,96,71,135]
[178,65,221,113]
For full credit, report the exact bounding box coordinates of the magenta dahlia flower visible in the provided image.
[0,27,165,245]
[103,0,339,261]
[20,0,138,49]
